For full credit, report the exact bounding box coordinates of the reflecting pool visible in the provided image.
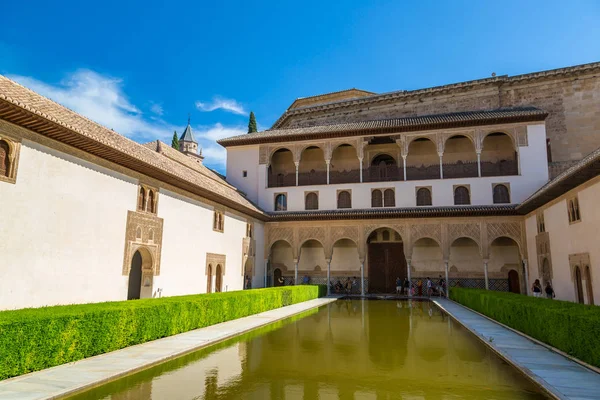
[67,300,547,399]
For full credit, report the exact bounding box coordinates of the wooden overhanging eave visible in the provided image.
[0,100,268,221]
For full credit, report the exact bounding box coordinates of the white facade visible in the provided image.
[226,124,549,212]
[0,134,265,310]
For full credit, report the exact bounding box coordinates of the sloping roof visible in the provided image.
[288,88,375,110]
[0,74,266,220]
[179,120,196,143]
[272,61,600,129]
[517,146,600,214]
[218,107,547,147]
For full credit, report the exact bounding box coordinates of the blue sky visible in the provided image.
[1,1,599,172]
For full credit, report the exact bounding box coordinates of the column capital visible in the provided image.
[438,152,444,158]
[293,258,298,264]
[325,159,331,165]
[294,161,299,168]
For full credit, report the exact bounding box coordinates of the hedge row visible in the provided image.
[450,288,600,368]
[0,285,326,380]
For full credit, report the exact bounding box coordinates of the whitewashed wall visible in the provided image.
[0,137,265,310]
[0,140,135,309]
[228,124,549,212]
[525,176,600,303]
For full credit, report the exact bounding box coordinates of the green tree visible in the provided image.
[247,111,257,133]
[171,131,179,149]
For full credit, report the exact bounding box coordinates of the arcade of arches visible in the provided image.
[265,218,527,294]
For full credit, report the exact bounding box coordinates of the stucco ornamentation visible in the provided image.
[122,210,163,276]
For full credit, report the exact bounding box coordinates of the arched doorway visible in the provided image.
[508,270,520,294]
[575,266,584,304]
[128,248,153,300]
[274,268,283,287]
[367,228,406,293]
[585,265,594,305]
[207,264,213,293]
[215,265,223,292]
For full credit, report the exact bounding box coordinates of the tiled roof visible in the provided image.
[268,205,518,221]
[218,107,547,146]
[272,61,600,128]
[0,74,265,219]
[517,146,600,214]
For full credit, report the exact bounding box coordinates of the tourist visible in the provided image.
[352,276,358,292]
[277,276,285,286]
[302,275,310,285]
[417,280,423,296]
[532,279,542,297]
[403,277,410,295]
[426,277,433,297]
[245,275,251,289]
[345,278,352,294]
[335,280,343,293]
[438,275,445,297]
[545,282,555,299]
[396,277,402,295]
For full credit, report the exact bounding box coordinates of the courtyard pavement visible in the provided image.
[0,297,336,400]
[434,298,600,400]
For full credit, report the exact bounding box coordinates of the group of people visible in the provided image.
[333,277,359,294]
[396,276,447,297]
[532,279,555,299]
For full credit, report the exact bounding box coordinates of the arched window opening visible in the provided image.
[383,189,395,207]
[207,264,213,293]
[298,146,326,186]
[368,154,398,182]
[0,140,9,177]
[330,144,360,184]
[147,190,155,213]
[493,184,510,204]
[138,187,146,211]
[305,192,318,210]
[454,186,470,205]
[337,190,352,209]
[371,189,383,207]
[416,188,432,206]
[268,148,295,187]
[481,132,518,177]
[275,194,287,211]
[406,138,439,180]
[215,265,223,292]
[443,135,478,179]
[568,197,581,223]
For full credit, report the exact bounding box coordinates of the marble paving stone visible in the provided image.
[434,299,600,400]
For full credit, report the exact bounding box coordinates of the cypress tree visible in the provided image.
[248,111,258,133]
[171,131,179,149]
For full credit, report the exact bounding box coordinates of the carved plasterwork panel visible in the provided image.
[259,145,269,165]
[206,253,226,275]
[516,126,528,147]
[536,232,552,281]
[298,226,327,247]
[330,225,360,245]
[447,223,481,247]
[410,223,442,247]
[266,226,295,254]
[487,221,522,252]
[0,128,22,184]
[122,210,164,276]
[364,223,406,241]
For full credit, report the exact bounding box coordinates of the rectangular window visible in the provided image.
[243,170,247,177]
[213,211,225,232]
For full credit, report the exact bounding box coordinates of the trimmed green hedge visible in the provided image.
[450,288,600,367]
[0,285,325,380]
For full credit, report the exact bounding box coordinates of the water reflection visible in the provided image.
[70,300,547,400]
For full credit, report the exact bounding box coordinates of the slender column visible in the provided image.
[406,259,412,296]
[326,159,330,185]
[264,257,269,287]
[444,260,450,298]
[360,260,365,296]
[294,162,299,186]
[359,157,363,183]
[294,259,298,285]
[523,259,530,296]
[483,259,489,290]
[516,146,522,175]
[265,164,270,188]
[402,156,407,181]
[326,258,332,296]
[439,152,444,179]
[476,152,482,177]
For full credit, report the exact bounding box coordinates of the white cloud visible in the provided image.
[150,103,164,116]
[6,69,242,172]
[195,96,247,116]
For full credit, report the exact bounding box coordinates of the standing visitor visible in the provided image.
[277,276,285,286]
[417,280,423,296]
[545,282,555,299]
[403,277,410,295]
[438,275,445,297]
[532,279,542,297]
[426,277,433,297]
[345,277,352,294]
[396,277,402,295]
[352,276,358,293]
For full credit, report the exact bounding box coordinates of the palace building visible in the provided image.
[1,62,600,310]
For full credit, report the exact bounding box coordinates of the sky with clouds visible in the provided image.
[1,0,599,173]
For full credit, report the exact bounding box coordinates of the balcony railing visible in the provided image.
[298,170,327,186]
[406,164,440,181]
[364,165,403,182]
[330,169,360,184]
[443,161,479,179]
[481,160,518,177]
[268,173,295,188]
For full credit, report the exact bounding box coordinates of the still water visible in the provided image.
[68,300,547,400]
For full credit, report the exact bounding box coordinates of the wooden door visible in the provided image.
[508,270,520,294]
[368,243,406,293]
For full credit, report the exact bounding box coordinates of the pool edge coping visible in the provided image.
[433,298,578,400]
[0,297,337,400]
